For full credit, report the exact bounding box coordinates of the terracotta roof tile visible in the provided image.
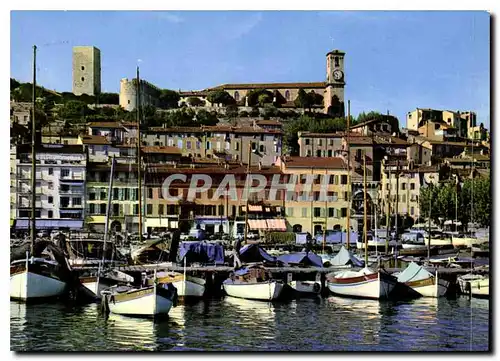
[284,156,347,169]
[208,82,327,90]
[255,120,283,126]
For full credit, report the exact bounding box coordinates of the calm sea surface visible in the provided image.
[10,296,489,352]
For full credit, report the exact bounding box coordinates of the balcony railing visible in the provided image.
[60,176,85,182]
[59,188,85,194]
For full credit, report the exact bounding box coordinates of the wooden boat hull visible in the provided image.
[458,275,489,297]
[10,269,66,301]
[288,280,321,295]
[327,271,396,300]
[452,237,487,248]
[105,285,175,316]
[80,276,118,300]
[404,273,449,298]
[171,280,205,298]
[158,273,205,298]
[223,280,284,301]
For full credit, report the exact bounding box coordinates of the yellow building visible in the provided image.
[276,156,350,235]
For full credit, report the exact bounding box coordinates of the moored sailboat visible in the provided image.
[326,267,397,299]
[10,46,71,302]
[326,154,397,300]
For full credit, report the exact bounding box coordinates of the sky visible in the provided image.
[10,10,490,128]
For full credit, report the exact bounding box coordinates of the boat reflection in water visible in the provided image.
[104,309,179,351]
[326,296,382,349]
[224,296,277,323]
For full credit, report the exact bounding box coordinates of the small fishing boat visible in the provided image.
[457,273,489,298]
[277,252,323,296]
[288,280,322,295]
[101,273,178,317]
[395,262,449,298]
[156,272,205,299]
[10,255,68,301]
[326,267,397,300]
[223,265,284,301]
[79,268,135,300]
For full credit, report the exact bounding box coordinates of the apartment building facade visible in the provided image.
[276,156,350,235]
[142,125,282,166]
[14,144,87,231]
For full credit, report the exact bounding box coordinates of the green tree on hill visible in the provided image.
[159,89,180,109]
[206,90,235,106]
[187,97,205,107]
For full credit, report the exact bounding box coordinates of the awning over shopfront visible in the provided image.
[266,219,287,231]
[248,219,268,230]
[15,219,83,230]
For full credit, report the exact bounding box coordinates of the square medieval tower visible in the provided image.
[72,46,101,96]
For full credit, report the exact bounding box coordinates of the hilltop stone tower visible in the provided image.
[72,46,101,96]
[324,50,345,117]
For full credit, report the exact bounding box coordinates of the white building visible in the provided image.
[14,144,87,231]
[10,145,17,225]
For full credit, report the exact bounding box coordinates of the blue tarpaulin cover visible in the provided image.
[238,244,276,263]
[315,231,359,244]
[179,241,225,265]
[277,252,323,267]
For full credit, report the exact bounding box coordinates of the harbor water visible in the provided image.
[11,296,489,352]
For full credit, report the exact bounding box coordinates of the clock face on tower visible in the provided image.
[333,70,343,81]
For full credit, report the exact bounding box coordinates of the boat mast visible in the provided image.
[470,140,474,255]
[427,184,432,260]
[136,67,143,243]
[102,156,116,263]
[30,45,37,255]
[323,169,327,253]
[243,143,252,245]
[385,159,391,254]
[346,100,351,249]
[363,154,368,265]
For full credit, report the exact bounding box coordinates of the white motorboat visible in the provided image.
[326,267,397,300]
[223,265,284,301]
[395,262,449,298]
[101,279,178,317]
[10,256,68,301]
[457,273,489,297]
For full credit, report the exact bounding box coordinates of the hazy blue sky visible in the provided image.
[10,11,490,128]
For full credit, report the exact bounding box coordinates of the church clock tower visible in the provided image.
[324,50,345,117]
